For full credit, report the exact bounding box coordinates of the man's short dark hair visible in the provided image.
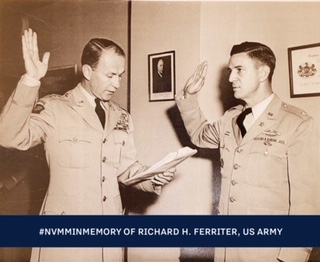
[230,42,276,82]
[81,38,125,70]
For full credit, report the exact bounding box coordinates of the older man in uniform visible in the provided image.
[176,42,320,262]
[0,29,173,262]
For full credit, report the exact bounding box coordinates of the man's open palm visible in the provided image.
[22,28,50,80]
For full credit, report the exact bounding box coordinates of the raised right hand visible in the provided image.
[184,61,208,95]
[22,28,50,80]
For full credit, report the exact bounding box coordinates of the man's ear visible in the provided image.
[82,65,92,81]
[259,65,270,82]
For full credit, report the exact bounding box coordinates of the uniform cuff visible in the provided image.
[21,74,41,87]
[175,90,200,114]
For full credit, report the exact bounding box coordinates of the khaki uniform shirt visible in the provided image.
[176,93,320,262]
[0,80,158,262]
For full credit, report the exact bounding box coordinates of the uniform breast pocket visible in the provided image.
[112,130,128,168]
[58,130,93,168]
[246,139,287,188]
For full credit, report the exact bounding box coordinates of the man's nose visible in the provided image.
[228,70,235,82]
[112,76,121,89]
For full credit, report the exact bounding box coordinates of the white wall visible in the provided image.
[131,1,213,216]
[130,1,215,261]
[130,1,320,261]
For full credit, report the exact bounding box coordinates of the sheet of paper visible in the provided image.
[124,146,197,186]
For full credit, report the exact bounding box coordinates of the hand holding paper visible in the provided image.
[151,168,176,186]
[124,147,197,186]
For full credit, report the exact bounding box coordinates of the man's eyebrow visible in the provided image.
[229,65,243,69]
[108,70,126,76]
[227,65,243,71]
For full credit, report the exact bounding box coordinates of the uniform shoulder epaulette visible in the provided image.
[32,93,67,114]
[281,102,310,119]
[49,93,71,103]
[227,104,243,112]
[44,93,65,100]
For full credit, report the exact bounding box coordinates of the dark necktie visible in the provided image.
[236,108,252,137]
[94,98,105,128]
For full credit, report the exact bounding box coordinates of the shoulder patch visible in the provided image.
[281,103,310,119]
[32,100,46,114]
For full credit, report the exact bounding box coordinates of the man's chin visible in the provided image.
[102,93,114,101]
[233,90,241,99]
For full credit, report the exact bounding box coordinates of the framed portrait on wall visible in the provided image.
[148,50,175,102]
[288,43,320,97]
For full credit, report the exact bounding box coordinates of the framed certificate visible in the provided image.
[288,43,320,97]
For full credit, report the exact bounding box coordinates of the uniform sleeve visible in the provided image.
[0,78,54,150]
[175,92,221,149]
[287,117,320,214]
[278,117,320,262]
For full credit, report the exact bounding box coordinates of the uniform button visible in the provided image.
[103,138,107,143]
[102,176,105,182]
[264,150,269,156]
[102,156,107,162]
[236,148,243,153]
[231,180,237,186]
[103,196,107,202]
[233,164,239,170]
[229,197,236,203]
[73,137,78,141]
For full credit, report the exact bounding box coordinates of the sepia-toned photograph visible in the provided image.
[0,1,320,262]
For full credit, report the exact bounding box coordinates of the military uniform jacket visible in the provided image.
[176,93,320,262]
[0,80,158,262]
